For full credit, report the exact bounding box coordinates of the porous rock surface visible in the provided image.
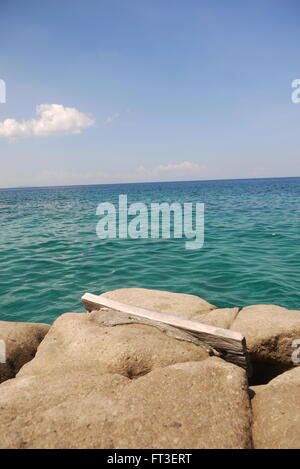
[1,288,300,449]
[100,287,215,318]
[230,304,300,383]
[0,358,252,449]
[251,366,300,448]
[17,311,210,379]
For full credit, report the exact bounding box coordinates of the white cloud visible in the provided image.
[0,104,94,139]
[133,161,207,179]
[156,161,206,172]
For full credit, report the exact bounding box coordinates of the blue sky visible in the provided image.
[0,0,300,187]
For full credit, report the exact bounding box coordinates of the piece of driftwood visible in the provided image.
[81,292,251,374]
[90,307,218,356]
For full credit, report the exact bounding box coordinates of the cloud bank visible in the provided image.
[0,160,216,188]
[0,104,94,139]
[155,161,206,172]
[135,161,207,178]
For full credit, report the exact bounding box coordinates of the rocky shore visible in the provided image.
[0,288,299,449]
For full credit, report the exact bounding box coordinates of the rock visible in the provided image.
[100,288,215,319]
[18,311,210,379]
[266,365,300,386]
[230,304,300,384]
[251,366,300,448]
[249,385,266,396]
[0,321,50,383]
[195,308,239,329]
[0,370,128,449]
[0,357,252,449]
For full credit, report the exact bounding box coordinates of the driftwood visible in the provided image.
[81,292,251,375]
[90,307,218,356]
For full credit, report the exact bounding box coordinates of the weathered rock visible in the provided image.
[100,288,215,318]
[248,385,266,397]
[195,308,239,329]
[251,366,300,448]
[18,311,210,379]
[92,308,215,353]
[0,358,252,449]
[0,321,50,383]
[230,304,300,383]
[266,365,300,386]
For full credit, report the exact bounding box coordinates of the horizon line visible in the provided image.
[0,175,299,191]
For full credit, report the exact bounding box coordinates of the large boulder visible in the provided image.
[230,304,300,383]
[100,288,215,319]
[0,357,252,449]
[0,321,50,383]
[100,288,238,334]
[18,311,210,379]
[251,366,300,448]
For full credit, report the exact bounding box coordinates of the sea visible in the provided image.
[0,177,299,323]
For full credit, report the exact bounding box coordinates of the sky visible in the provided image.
[0,0,300,188]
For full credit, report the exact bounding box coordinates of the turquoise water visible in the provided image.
[0,177,299,323]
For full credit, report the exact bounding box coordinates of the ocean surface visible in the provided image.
[0,177,299,324]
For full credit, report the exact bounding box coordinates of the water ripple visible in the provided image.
[0,178,300,323]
